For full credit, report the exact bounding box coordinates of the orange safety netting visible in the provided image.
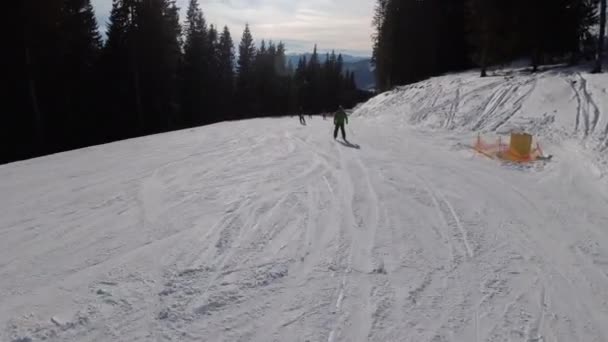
[474,133,545,163]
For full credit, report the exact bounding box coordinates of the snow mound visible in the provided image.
[355,68,608,151]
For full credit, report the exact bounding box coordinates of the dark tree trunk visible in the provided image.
[25,46,44,147]
[531,48,540,72]
[480,46,488,77]
[594,0,606,73]
[132,56,143,133]
[480,30,488,77]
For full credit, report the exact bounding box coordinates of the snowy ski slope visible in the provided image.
[1,67,608,342]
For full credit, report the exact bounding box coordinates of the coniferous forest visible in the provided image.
[7,0,607,164]
[373,0,605,89]
[5,0,368,164]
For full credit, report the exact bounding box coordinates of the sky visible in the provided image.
[92,0,375,57]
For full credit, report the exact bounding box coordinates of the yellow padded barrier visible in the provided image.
[509,133,532,158]
[474,133,548,163]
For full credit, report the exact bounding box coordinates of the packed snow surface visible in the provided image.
[2,68,608,342]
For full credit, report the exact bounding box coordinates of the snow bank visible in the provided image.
[355,68,608,150]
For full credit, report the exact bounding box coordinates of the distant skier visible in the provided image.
[298,107,306,125]
[333,105,348,141]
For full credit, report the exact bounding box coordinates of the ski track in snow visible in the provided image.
[2,68,608,342]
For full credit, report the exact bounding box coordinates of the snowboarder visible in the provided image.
[333,105,348,141]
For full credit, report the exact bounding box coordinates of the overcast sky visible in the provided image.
[92,0,374,56]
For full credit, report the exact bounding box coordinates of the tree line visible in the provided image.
[373,0,607,90]
[5,0,370,164]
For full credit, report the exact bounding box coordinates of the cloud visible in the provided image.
[92,0,374,55]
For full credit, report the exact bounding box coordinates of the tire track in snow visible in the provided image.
[217,135,340,336]
[472,82,519,131]
[527,284,546,342]
[578,73,601,136]
[245,129,353,342]
[351,156,381,272]
[410,82,447,124]
[352,156,411,342]
[326,135,385,342]
[492,77,538,132]
[570,75,589,137]
[414,174,458,266]
[366,149,476,340]
[351,149,387,342]
[447,79,461,129]
[569,77,584,134]
[369,162,448,340]
[263,132,348,337]
[452,79,505,128]
[326,140,353,342]
[155,197,277,334]
[418,175,473,262]
[569,73,601,139]
[491,209,608,341]
[153,128,334,338]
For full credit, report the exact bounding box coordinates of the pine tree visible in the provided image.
[181,0,208,126]
[217,26,235,118]
[100,0,139,139]
[373,0,468,86]
[60,0,102,64]
[321,51,345,111]
[132,0,182,132]
[308,45,320,71]
[321,52,332,110]
[207,24,221,121]
[286,59,295,76]
[252,39,271,115]
[275,42,290,115]
[349,71,357,90]
[294,55,307,112]
[372,0,390,89]
[439,0,469,72]
[579,0,600,62]
[275,42,288,76]
[12,0,65,160]
[307,45,322,112]
[58,0,103,147]
[374,0,423,87]
[128,0,180,131]
[184,0,207,54]
[237,24,256,116]
[466,0,510,76]
[265,41,277,115]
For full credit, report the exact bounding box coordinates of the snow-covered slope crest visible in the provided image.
[355,68,608,151]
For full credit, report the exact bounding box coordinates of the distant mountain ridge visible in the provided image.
[286,53,375,91]
[343,59,375,92]
[286,53,369,65]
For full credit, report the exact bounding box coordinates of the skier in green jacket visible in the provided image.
[333,105,348,141]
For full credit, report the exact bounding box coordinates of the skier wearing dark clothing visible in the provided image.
[298,107,306,125]
[333,106,348,140]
